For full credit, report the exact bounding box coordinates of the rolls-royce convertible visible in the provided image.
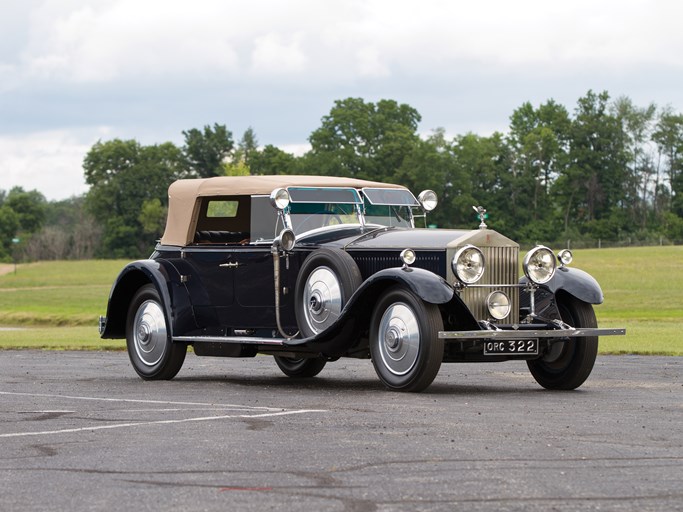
[99,175,625,392]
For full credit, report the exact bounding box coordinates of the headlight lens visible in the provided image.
[269,188,290,210]
[277,228,296,252]
[523,246,556,284]
[417,190,438,212]
[452,245,485,284]
[486,291,511,320]
[557,249,573,266]
[400,248,416,266]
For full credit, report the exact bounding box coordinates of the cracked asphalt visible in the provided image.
[0,351,681,511]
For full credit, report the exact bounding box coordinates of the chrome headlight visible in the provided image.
[276,228,296,252]
[269,188,290,210]
[400,248,416,266]
[417,190,438,212]
[523,246,556,284]
[452,245,485,284]
[486,291,511,320]
[557,249,573,267]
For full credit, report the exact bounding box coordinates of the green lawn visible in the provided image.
[0,260,126,349]
[0,248,681,354]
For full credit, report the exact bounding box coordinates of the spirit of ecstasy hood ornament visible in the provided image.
[472,205,487,229]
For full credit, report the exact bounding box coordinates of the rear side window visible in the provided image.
[206,200,239,218]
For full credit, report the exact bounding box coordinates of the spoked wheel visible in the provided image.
[527,295,598,390]
[273,355,327,378]
[369,286,444,392]
[295,248,362,338]
[126,284,186,380]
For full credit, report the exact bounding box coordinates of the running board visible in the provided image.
[173,335,287,346]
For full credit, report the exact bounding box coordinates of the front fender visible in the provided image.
[355,267,455,304]
[100,260,195,339]
[285,267,456,354]
[520,266,604,305]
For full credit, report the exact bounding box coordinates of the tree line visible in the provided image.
[2,90,682,261]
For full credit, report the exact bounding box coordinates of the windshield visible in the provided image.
[288,202,361,234]
[363,203,413,228]
[361,188,417,228]
[281,186,418,235]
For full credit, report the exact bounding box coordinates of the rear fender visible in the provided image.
[100,260,194,339]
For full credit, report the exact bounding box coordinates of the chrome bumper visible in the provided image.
[438,327,626,340]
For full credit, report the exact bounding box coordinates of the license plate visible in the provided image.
[484,339,538,355]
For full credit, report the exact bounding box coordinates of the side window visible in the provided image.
[194,196,251,244]
[207,200,239,218]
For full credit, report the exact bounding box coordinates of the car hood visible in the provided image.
[304,227,519,251]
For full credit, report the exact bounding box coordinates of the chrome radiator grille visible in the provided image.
[459,245,519,324]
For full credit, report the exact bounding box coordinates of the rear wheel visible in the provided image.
[273,356,327,378]
[527,295,598,390]
[126,284,186,380]
[369,287,444,392]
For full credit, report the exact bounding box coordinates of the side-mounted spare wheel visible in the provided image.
[126,284,187,380]
[294,248,363,337]
[370,286,444,392]
[274,248,363,378]
[527,295,598,390]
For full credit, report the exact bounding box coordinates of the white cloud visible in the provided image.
[2,0,683,201]
[250,33,308,75]
[12,0,681,88]
[0,130,93,200]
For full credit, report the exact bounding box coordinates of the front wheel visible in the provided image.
[126,284,186,380]
[369,287,444,392]
[527,295,598,390]
[273,355,327,378]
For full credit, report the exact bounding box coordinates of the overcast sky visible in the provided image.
[1,0,682,200]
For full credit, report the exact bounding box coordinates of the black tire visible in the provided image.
[273,355,327,378]
[527,295,598,390]
[369,286,444,392]
[126,284,187,380]
[294,248,362,338]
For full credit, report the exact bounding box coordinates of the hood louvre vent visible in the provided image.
[352,252,445,279]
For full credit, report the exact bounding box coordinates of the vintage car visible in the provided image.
[100,175,625,392]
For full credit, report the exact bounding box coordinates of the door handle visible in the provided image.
[219,262,240,268]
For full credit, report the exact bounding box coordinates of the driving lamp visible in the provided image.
[417,190,438,212]
[400,248,416,266]
[269,188,290,210]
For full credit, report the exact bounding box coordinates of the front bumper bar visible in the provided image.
[438,327,626,340]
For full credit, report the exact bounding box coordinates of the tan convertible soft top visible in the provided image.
[160,175,406,246]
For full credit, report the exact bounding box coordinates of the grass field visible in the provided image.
[0,247,681,354]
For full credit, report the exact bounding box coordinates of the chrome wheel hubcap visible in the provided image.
[377,302,420,375]
[132,300,167,366]
[303,267,342,334]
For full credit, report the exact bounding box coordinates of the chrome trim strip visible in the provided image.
[174,336,286,345]
[438,328,626,340]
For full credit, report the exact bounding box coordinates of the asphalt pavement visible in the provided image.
[0,350,681,511]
